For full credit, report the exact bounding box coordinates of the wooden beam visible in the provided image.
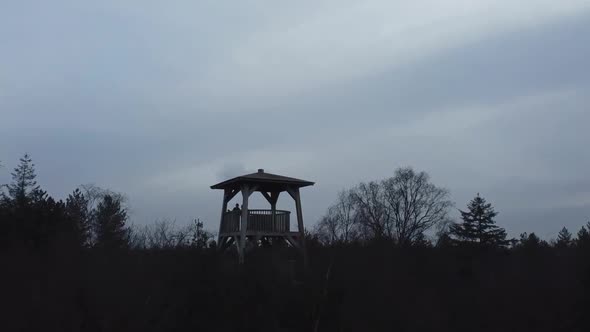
[233,235,240,255]
[217,188,230,245]
[225,188,240,203]
[239,185,252,264]
[271,191,280,204]
[291,187,308,268]
[286,187,297,201]
[260,191,273,205]
[261,191,280,205]
[222,236,230,251]
[269,191,280,232]
[244,233,262,254]
[219,236,236,252]
[286,234,301,250]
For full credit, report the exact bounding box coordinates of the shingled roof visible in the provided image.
[211,169,314,190]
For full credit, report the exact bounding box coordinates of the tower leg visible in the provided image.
[217,189,229,246]
[239,185,251,264]
[288,187,308,268]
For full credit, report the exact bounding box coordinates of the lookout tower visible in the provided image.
[211,169,314,264]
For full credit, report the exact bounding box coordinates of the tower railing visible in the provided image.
[220,209,291,234]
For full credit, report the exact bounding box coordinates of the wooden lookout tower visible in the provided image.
[211,169,314,264]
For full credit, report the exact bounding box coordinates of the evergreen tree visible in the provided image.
[30,196,69,250]
[518,232,548,250]
[65,188,91,247]
[93,195,129,249]
[576,222,590,248]
[555,227,572,248]
[449,193,508,247]
[0,154,52,248]
[4,154,44,205]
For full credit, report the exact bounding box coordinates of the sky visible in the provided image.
[1,1,590,239]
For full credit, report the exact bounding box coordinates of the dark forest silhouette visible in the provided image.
[1,154,589,331]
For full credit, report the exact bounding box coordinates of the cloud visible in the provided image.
[217,163,247,182]
[1,1,589,235]
[199,0,590,100]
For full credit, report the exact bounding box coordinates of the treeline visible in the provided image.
[312,167,590,250]
[1,155,590,331]
[0,154,214,253]
[3,155,587,253]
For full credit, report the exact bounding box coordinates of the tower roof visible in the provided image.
[210,169,314,191]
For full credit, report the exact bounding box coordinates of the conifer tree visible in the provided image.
[65,188,91,247]
[93,195,129,249]
[555,227,572,248]
[450,193,508,247]
[518,232,549,250]
[576,222,590,248]
[3,154,44,205]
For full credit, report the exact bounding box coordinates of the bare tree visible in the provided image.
[315,213,339,245]
[148,219,187,249]
[382,168,453,246]
[130,219,188,249]
[315,189,359,245]
[332,190,359,243]
[129,224,149,249]
[350,181,391,240]
[129,218,213,250]
[189,219,214,248]
[321,168,453,246]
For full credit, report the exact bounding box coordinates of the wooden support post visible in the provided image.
[261,191,281,232]
[217,188,240,249]
[217,188,230,246]
[234,235,240,255]
[270,192,280,232]
[288,187,308,268]
[271,202,277,232]
[294,189,308,268]
[239,185,251,264]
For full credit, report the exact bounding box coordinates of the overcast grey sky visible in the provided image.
[1,1,590,239]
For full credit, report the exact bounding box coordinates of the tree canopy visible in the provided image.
[450,193,508,247]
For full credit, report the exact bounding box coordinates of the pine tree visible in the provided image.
[518,232,548,250]
[576,222,590,248]
[0,154,51,248]
[93,195,129,249]
[555,227,572,248]
[4,154,44,205]
[450,193,508,247]
[65,188,91,247]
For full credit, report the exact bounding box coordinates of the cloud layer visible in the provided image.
[2,1,590,238]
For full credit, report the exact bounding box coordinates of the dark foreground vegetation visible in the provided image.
[1,155,590,331]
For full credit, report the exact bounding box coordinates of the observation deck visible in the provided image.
[219,209,298,237]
